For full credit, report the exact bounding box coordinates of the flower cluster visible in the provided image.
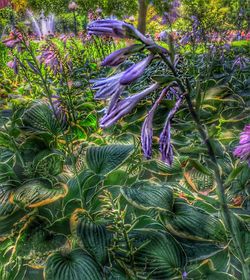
[37,44,72,75]
[233,124,250,166]
[88,19,182,164]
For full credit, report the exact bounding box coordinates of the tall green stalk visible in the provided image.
[159,51,249,279]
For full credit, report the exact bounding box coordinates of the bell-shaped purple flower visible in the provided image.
[87,19,154,44]
[87,20,133,38]
[7,58,19,74]
[100,83,159,128]
[141,87,168,159]
[120,55,154,85]
[233,124,250,166]
[91,72,124,100]
[101,44,145,67]
[159,95,183,165]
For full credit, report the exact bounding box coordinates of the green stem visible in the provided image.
[158,51,249,279]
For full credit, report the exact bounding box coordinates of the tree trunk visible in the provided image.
[137,0,148,35]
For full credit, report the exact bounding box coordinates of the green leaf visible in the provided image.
[121,181,173,212]
[132,229,186,279]
[163,201,227,241]
[10,180,68,208]
[176,237,225,262]
[86,144,133,175]
[22,102,67,136]
[15,219,67,267]
[187,260,237,280]
[71,209,111,264]
[32,149,64,176]
[44,249,103,280]
[0,182,18,217]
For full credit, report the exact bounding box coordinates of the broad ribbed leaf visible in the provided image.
[22,102,67,135]
[0,162,16,183]
[10,180,68,208]
[187,260,236,280]
[44,249,103,280]
[0,182,18,217]
[176,237,225,262]
[184,168,215,192]
[71,209,111,264]
[163,201,227,241]
[0,210,25,239]
[86,144,133,175]
[32,149,64,176]
[121,181,173,211]
[15,225,67,267]
[132,229,186,279]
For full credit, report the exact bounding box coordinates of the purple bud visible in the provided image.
[159,95,183,165]
[100,83,159,128]
[233,124,250,166]
[141,87,168,159]
[101,44,144,67]
[120,55,154,85]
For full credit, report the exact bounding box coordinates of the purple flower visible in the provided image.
[91,72,124,100]
[141,87,168,159]
[87,20,133,38]
[120,55,154,85]
[87,19,153,44]
[100,83,159,128]
[159,95,183,165]
[2,30,22,49]
[38,47,62,75]
[7,58,19,74]
[233,124,250,166]
[101,44,145,67]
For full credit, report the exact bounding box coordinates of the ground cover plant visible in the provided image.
[0,1,249,279]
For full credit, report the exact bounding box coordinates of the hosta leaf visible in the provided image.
[176,237,225,262]
[86,144,133,175]
[163,201,227,241]
[187,260,236,280]
[15,223,67,267]
[0,162,17,183]
[132,229,186,279]
[71,209,111,264]
[32,149,64,176]
[184,168,215,193]
[0,182,18,217]
[0,210,25,239]
[44,249,103,280]
[22,102,67,136]
[10,180,68,208]
[143,157,186,176]
[0,131,12,149]
[121,181,173,211]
